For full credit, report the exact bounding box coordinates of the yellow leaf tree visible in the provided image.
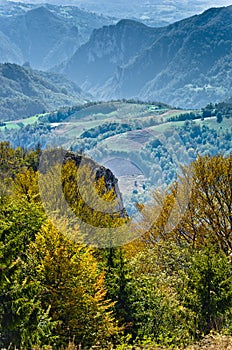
[27,222,120,348]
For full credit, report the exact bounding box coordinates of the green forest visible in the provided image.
[0,141,231,349]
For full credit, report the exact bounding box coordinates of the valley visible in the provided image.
[5,0,232,27]
[0,2,231,349]
[1,99,231,214]
[0,63,90,120]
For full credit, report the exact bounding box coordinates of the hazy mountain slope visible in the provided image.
[0,6,81,69]
[0,2,116,68]
[44,3,116,45]
[62,5,232,108]
[62,19,164,95]
[113,6,232,107]
[0,30,23,63]
[0,2,116,45]
[0,63,89,121]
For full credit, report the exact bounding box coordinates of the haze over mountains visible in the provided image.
[0,2,232,110]
[0,2,115,69]
[61,5,232,108]
[4,0,232,27]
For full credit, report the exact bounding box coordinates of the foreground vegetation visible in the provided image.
[0,142,231,349]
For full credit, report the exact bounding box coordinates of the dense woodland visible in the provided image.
[0,141,231,349]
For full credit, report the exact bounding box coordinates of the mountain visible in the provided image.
[0,30,23,63]
[61,5,232,108]
[62,19,164,95]
[44,3,116,45]
[0,3,116,69]
[0,6,80,69]
[0,63,90,121]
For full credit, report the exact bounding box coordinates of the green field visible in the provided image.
[0,101,231,155]
[0,114,41,130]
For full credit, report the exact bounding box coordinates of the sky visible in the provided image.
[207,0,232,6]
[3,0,232,6]
[1,0,232,21]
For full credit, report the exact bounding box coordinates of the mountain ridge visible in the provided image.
[0,6,80,69]
[0,2,116,69]
[62,18,164,94]
[61,5,232,108]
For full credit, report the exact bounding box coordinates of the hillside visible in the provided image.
[0,63,90,121]
[61,5,232,108]
[0,2,231,349]
[62,19,163,93]
[0,142,231,349]
[1,99,231,213]
[0,3,116,69]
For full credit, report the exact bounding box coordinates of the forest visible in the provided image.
[0,141,231,349]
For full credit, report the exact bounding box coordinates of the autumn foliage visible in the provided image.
[0,142,231,349]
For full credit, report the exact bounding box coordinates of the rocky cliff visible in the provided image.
[63,151,126,217]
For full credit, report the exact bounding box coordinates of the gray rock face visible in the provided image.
[95,166,125,215]
[64,151,126,217]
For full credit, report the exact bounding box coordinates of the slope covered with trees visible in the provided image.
[0,63,89,121]
[1,99,231,214]
[0,142,231,349]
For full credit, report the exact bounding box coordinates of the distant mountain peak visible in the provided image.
[116,19,148,28]
[25,5,58,20]
[61,4,232,109]
[0,2,116,70]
